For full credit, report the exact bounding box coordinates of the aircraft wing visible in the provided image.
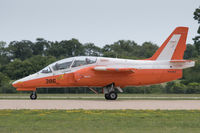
[93,66,136,73]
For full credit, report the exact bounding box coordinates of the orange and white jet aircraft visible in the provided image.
[12,27,195,100]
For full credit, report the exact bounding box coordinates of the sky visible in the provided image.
[0,0,199,47]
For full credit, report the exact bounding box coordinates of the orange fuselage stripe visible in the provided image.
[15,67,182,91]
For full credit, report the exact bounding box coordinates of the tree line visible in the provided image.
[0,6,200,94]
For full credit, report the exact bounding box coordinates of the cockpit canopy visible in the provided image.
[52,57,74,71]
[40,56,97,74]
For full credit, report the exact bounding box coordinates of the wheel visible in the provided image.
[30,92,37,100]
[109,91,117,100]
[105,93,110,100]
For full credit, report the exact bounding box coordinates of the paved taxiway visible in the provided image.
[0,100,200,110]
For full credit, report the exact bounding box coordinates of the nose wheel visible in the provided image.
[30,91,37,100]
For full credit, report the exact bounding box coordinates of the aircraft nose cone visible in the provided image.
[12,80,23,88]
[12,81,18,88]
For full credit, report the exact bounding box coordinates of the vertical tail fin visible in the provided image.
[149,27,188,60]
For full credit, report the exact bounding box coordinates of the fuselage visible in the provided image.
[11,27,195,100]
[12,56,194,91]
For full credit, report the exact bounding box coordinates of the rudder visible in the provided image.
[148,27,188,60]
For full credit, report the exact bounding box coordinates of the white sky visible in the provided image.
[0,0,199,47]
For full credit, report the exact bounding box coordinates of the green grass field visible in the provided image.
[0,110,200,133]
[1,93,200,100]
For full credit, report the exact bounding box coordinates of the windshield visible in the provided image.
[72,57,96,67]
[40,66,52,73]
[52,57,74,71]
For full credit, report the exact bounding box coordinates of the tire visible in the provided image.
[30,92,37,100]
[109,91,117,100]
[105,93,110,100]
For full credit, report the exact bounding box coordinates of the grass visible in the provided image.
[0,110,200,133]
[1,93,200,100]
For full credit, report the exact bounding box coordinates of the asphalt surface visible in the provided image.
[1,95,200,100]
[0,100,200,110]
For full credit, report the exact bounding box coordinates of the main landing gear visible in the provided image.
[103,83,123,100]
[30,91,37,100]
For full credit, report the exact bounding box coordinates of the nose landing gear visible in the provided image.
[30,91,37,100]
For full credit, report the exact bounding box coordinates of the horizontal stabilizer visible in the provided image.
[169,60,195,69]
[170,60,193,63]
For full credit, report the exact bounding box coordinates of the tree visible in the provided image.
[2,59,34,80]
[84,43,102,56]
[182,60,200,84]
[0,41,10,65]
[2,55,57,80]
[46,39,85,58]
[0,72,15,93]
[139,42,158,58]
[60,39,85,57]
[193,6,200,54]
[46,41,61,58]
[186,82,200,94]
[102,45,117,58]
[0,41,6,55]
[165,81,175,93]
[172,83,186,94]
[27,55,56,73]
[102,40,140,59]
[184,44,198,59]
[8,40,33,60]
[32,38,49,56]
